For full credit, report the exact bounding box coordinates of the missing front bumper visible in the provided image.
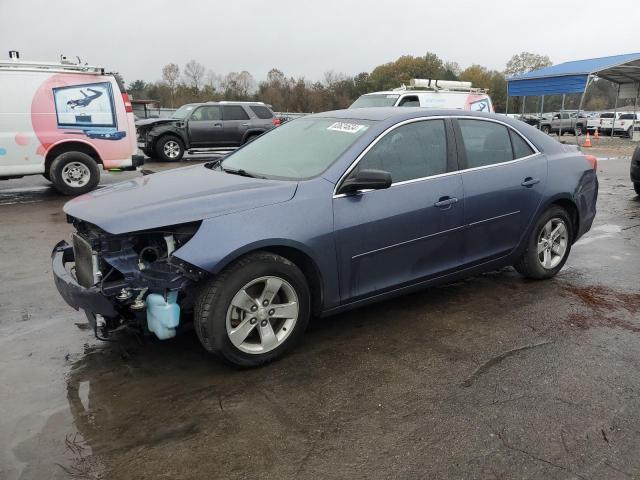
[51,241,117,317]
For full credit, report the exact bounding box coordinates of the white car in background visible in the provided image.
[350,79,494,113]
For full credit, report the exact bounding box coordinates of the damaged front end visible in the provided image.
[52,217,207,341]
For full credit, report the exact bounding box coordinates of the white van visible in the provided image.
[0,53,142,195]
[349,79,494,113]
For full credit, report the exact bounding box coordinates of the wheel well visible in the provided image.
[552,199,579,242]
[259,246,324,316]
[45,142,102,173]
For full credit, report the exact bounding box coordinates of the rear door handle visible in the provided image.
[213,123,222,128]
[241,123,250,127]
[521,177,540,188]
[434,196,458,209]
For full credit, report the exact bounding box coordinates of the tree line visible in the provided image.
[126,52,628,114]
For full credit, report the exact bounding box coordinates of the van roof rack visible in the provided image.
[0,59,104,75]
[392,78,488,94]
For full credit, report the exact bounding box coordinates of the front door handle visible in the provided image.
[521,177,541,188]
[434,196,459,209]
[213,123,223,128]
[241,123,250,127]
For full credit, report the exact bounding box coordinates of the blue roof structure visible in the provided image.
[507,53,640,97]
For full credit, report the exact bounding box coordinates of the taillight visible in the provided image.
[122,93,133,113]
[585,154,598,170]
[272,118,281,126]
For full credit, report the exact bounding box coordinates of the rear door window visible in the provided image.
[458,119,514,168]
[223,105,250,121]
[250,105,274,119]
[355,120,447,183]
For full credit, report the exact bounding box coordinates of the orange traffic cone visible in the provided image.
[583,132,592,148]
[594,127,600,140]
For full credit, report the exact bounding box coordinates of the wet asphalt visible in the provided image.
[1,155,639,480]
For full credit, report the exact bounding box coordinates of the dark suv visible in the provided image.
[136,102,279,162]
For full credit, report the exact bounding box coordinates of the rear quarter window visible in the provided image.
[223,105,250,121]
[250,105,274,119]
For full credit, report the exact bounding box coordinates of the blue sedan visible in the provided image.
[52,108,598,367]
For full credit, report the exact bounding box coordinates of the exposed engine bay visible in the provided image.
[68,216,206,340]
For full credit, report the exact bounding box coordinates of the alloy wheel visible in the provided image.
[163,140,181,159]
[226,276,299,354]
[537,218,568,269]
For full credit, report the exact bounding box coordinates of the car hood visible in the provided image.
[64,165,298,234]
[135,118,181,128]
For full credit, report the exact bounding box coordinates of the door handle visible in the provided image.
[434,196,458,209]
[241,123,250,127]
[213,123,222,128]
[521,177,540,188]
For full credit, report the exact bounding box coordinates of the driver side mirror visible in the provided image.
[338,169,392,195]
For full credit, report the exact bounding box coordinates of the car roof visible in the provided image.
[362,90,478,96]
[185,101,269,107]
[311,107,506,123]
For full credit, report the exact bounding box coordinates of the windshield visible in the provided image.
[221,117,374,179]
[350,94,399,109]
[171,105,195,119]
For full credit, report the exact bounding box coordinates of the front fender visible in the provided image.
[148,126,189,148]
[172,178,341,309]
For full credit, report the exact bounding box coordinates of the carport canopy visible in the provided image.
[507,52,640,97]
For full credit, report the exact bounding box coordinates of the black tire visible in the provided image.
[541,125,550,135]
[634,183,640,196]
[242,133,261,145]
[627,127,633,139]
[514,205,573,280]
[42,171,51,181]
[155,135,184,162]
[49,151,100,196]
[194,252,311,367]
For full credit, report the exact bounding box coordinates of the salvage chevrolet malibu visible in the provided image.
[52,108,598,367]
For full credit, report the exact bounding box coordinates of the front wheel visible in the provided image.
[156,135,184,162]
[49,151,100,196]
[634,183,640,196]
[541,125,550,135]
[514,206,573,280]
[194,252,310,367]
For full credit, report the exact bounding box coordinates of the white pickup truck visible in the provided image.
[614,113,638,138]
[598,112,624,135]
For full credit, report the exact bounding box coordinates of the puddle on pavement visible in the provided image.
[575,223,622,245]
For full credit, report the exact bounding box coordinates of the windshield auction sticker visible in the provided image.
[327,122,367,134]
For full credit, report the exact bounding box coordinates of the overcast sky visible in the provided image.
[2,0,639,85]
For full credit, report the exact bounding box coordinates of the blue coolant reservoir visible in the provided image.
[146,291,180,340]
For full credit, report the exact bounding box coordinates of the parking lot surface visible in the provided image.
[1,156,639,480]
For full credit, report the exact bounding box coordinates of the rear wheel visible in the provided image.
[634,183,640,196]
[156,135,184,162]
[514,206,573,280]
[541,125,550,135]
[194,252,310,367]
[49,151,100,196]
[627,127,634,139]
